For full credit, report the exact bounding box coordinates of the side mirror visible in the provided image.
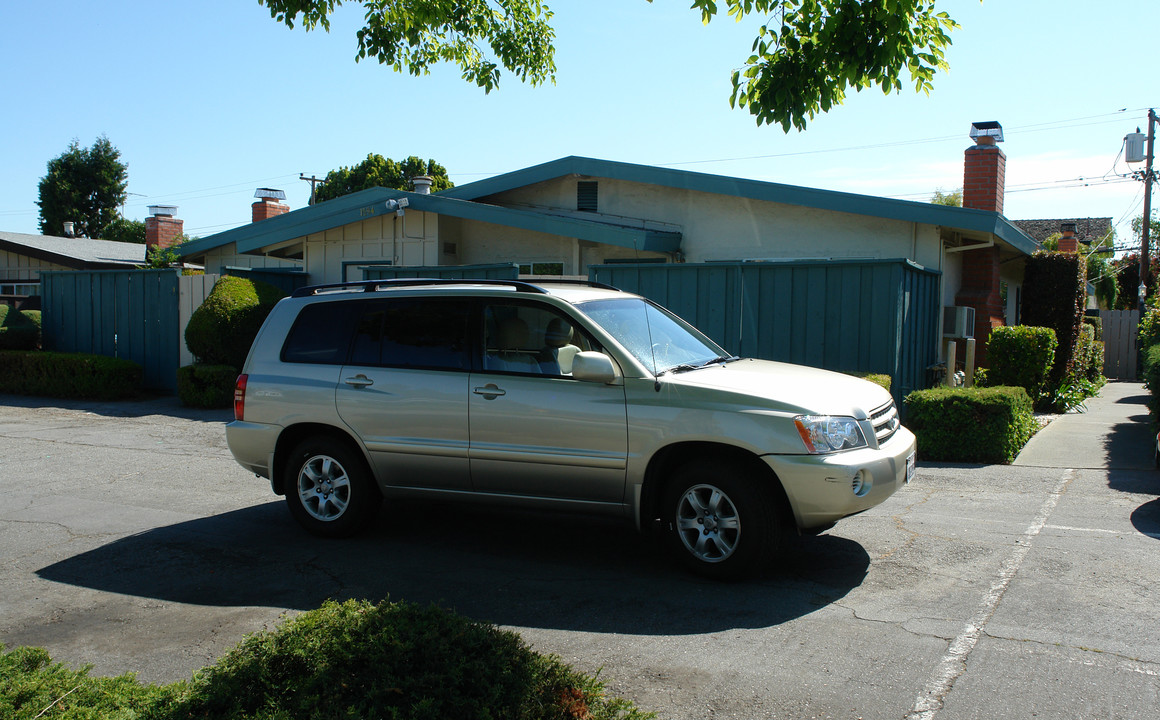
[571,351,619,384]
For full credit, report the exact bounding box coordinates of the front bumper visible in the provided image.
[762,426,916,530]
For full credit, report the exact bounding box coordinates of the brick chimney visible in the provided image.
[252,188,289,223]
[1058,222,1079,253]
[956,122,1007,366]
[963,121,1006,214]
[145,205,183,250]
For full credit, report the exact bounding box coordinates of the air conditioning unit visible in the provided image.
[943,306,975,338]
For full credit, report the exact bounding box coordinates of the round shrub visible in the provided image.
[185,277,285,369]
[0,306,41,350]
[177,364,238,409]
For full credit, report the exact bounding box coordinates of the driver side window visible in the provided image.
[481,303,594,377]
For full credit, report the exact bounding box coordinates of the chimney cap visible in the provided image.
[1060,221,1077,235]
[254,188,286,200]
[970,121,1004,142]
[148,204,178,217]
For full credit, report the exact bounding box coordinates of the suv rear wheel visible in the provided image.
[284,437,381,537]
[662,459,779,580]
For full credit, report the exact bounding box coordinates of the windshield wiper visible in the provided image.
[653,355,739,391]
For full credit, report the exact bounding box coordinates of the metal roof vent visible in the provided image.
[254,188,286,200]
[148,205,178,217]
[969,121,1004,144]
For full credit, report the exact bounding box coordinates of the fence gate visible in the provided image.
[1101,309,1139,380]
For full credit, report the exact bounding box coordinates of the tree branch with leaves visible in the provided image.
[257,0,972,132]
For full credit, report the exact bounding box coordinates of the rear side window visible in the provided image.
[349,299,469,370]
[281,301,358,365]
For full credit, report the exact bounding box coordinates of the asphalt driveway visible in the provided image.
[1,386,1158,719]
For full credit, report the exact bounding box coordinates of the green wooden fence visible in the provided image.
[40,270,181,391]
[590,259,941,405]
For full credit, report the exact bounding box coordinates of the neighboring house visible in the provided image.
[180,122,1038,369]
[1012,217,1114,311]
[1012,217,1113,248]
[0,231,145,308]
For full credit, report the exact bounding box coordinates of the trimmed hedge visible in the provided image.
[904,386,1037,463]
[846,372,892,392]
[185,276,286,370]
[177,364,238,409]
[985,326,1057,402]
[0,306,41,350]
[0,350,142,400]
[1143,344,1160,422]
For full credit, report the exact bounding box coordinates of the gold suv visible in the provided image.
[227,279,915,579]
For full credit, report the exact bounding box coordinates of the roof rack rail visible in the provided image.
[290,278,549,298]
[529,278,622,291]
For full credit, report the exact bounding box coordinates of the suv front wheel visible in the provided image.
[662,459,779,580]
[283,437,381,537]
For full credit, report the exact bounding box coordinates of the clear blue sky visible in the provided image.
[2,0,1156,248]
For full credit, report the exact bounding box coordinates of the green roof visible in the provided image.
[180,186,682,259]
[182,156,1039,261]
[441,156,1039,256]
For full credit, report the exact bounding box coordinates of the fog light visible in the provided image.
[851,471,871,497]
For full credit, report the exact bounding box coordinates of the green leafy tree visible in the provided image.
[258,0,556,92]
[314,154,453,203]
[258,0,970,131]
[102,217,147,244]
[37,136,128,238]
[930,188,962,206]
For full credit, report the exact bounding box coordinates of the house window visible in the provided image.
[577,181,598,212]
[0,282,39,297]
[518,262,564,276]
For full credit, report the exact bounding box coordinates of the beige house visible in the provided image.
[180,125,1037,365]
[0,231,145,308]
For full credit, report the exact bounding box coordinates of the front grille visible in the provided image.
[870,400,900,446]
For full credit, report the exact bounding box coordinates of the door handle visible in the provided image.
[344,374,374,388]
[473,383,506,399]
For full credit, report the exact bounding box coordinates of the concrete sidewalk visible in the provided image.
[1013,380,1155,470]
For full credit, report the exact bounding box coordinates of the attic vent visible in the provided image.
[577,181,598,212]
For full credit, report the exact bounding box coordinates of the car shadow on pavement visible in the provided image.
[37,501,869,635]
[1132,497,1160,541]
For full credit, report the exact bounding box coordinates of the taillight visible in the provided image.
[234,374,248,421]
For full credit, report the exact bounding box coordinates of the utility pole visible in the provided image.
[300,173,324,206]
[1137,109,1157,312]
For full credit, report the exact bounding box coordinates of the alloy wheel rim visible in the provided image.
[297,454,351,522]
[675,483,740,562]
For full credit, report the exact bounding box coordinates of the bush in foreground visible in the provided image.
[905,386,1037,464]
[0,350,141,400]
[1,600,652,720]
[985,326,1057,405]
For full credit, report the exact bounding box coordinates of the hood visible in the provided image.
[662,358,892,418]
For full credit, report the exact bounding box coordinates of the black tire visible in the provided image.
[283,437,381,538]
[661,459,780,580]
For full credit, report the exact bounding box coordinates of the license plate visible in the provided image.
[905,452,916,484]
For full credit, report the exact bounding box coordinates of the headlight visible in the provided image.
[794,415,867,454]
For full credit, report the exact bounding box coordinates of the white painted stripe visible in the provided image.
[906,469,1075,720]
[1044,524,1160,540]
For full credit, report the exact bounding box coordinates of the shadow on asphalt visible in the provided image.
[37,501,869,635]
[1132,497,1160,541]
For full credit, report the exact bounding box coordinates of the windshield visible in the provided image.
[577,297,730,375]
